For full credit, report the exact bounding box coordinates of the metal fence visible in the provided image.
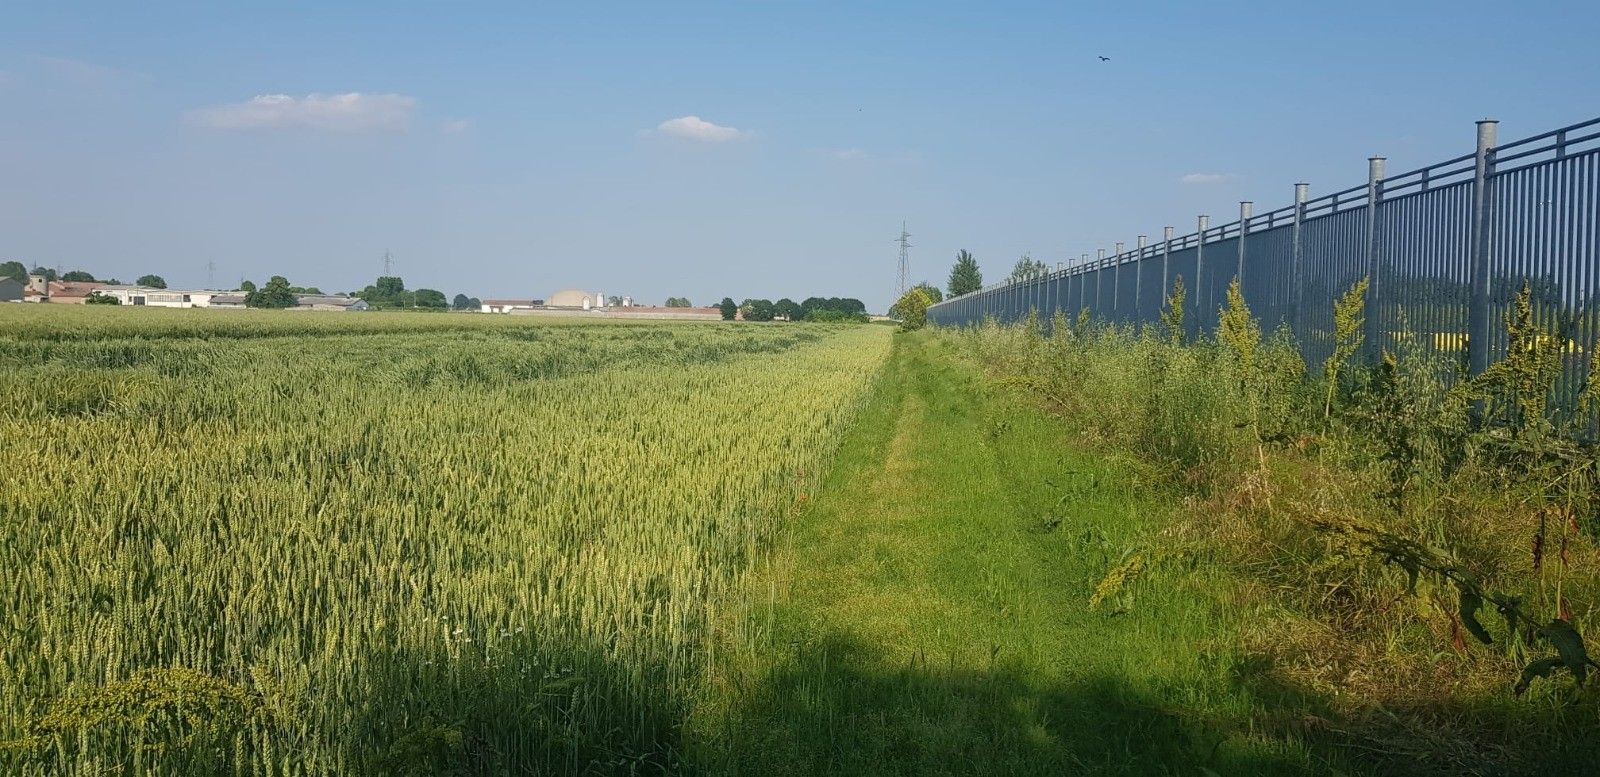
[927,116,1600,420]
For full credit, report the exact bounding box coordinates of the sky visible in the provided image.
[2,1,1597,312]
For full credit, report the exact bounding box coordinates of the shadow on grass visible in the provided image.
[704,633,1320,777]
[1226,650,1600,777]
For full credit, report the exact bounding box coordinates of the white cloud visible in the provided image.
[653,115,744,142]
[441,118,472,134]
[187,93,417,132]
[1179,172,1237,184]
[830,148,870,160]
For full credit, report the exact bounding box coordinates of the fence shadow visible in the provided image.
[703,632,1320,777]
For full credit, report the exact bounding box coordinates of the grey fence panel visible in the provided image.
[923,114,1597,432]
[1137,252,1166,321]
[1196,236,1238,333]
[1490,149,1600,421]
[1241,223,1295,332]
[1296,207,1369,368]
[1375,181,1474,362]
[1164,245,1200,339]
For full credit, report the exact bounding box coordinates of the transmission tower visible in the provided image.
[206,260,215,289]
[383,250,393,277]
[895,222,912,297]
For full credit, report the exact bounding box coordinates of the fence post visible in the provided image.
[1195,215,1209,332]
[1037,266,1046,317]
[1162,226,1174,307]
[1292,183,1308,337]
[1078,253,1089,315]
[1236,201,1252,289]
[1094,249,1106,314]
[1363,156,1386,360]
[1135,235,1147,322]
[1467,119,1498,376]
[1054,262,1063,320]
[1112,242,1124,319]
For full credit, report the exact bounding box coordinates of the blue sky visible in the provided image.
[2,2,1597,311]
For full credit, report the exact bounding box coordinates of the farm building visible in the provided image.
[206,293,367,311]
[94,286,218,308]
[547,289,607,309]
[481,299,541,313]
[44,281,105,303]
[0,277,22,302]
[294,295,368,312]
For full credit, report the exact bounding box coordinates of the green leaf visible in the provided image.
[1541,619,1590,685]
[1515,656,1565,696]
[1458,589,1493,645]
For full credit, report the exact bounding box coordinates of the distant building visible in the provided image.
[207,293,367,311]
[44,281,105,304]
[95,286,218,308]
[547,289,606,310]
[511,304,724,321]
[293,295,368,312]
[0,277,22,302]
[481,299,540,313]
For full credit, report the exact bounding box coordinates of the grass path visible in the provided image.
[697,333,1340,775]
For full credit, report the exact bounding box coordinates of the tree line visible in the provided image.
[891,249,1039,330]
[3,262,168,290]
[714,296,868,322]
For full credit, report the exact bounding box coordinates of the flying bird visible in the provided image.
[1098,55,1111,62]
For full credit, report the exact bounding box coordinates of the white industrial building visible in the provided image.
[94,285,219,308]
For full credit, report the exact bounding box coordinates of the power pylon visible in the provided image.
[895,222,912,297]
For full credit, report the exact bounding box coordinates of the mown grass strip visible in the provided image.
[700,332,1340,775]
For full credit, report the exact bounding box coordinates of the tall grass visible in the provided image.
[939,282,1600,774]
[0,307,891,774]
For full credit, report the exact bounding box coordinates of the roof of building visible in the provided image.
[547,289,597,307]
[603,306,721,315]
[296,295,364,306]
[46,281,105,297]
[482,299,538,306]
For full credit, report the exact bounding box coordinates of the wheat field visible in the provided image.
[0,307,892,774]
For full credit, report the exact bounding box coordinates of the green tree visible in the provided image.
[607,295,623,307]
[1007,254,1047,282]
[664,297,692,308]
[890,287,934,330]
[287,286,323,295]
[61,270,96,282]
[911,282,943,304]
[357,276,410,308]
[774,298,802,321]
[451,293,474,310]
[84,292,120,305]
[245,276,297,309]
[414,289,448,308]
[136,274,167,289]
[717,297,738,320]
[740,299,776,322]
[239,280,257,293]
[947,250,982,296]
[0,261,27,283]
